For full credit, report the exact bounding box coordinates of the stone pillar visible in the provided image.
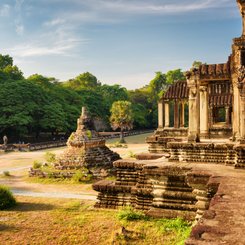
[186,70,200,142]
[179,102,185,128]
[239,94,245,142]
[200,85,209,138]
[164,102,170,128]
[233,85,240,140]
[174,101,179,128]
[158,100,164,128]
[225,106,230,126]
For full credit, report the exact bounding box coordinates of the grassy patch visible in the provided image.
[117,206,147,221]
[0,196,192,245]
[0,185,16,210]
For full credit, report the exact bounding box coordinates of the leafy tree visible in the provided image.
[97,84,129,116]
[166,69,185,84]
[192,61,203,68]
[0,80,49,138]
[110,101,133,143]
[0,54,13,69]
[64,72,101,90]
[0,54,23,82]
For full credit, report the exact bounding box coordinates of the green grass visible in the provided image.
[0,185,16,210]
[0,197,192,245]
[106,132,153,145]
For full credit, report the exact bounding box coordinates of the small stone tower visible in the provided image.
[55,107,120,177]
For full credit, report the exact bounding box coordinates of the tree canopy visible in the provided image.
[110,101,133,143]
[0,53,187,142]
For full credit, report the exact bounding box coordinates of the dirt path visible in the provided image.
[0,144,148,200]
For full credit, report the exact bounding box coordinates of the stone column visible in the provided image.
[225,106,230,126]
[179,102,185,128]
[164,101,170,128]
[233,85,240,140]
[174,101,179,128]
[158,100,164,128]
[199,85,209,138]
[239,94,245,143]
[186,70,200,142]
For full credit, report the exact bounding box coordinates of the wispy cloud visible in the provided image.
[86,0,232,14]
[44,18,66,27]
[42,0,236,29]
[0,4,10,17]
[6,27,88,57]
[14,0,25,35]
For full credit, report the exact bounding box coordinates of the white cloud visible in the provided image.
[14,0,25,35]
[67,0,234,15]
[44,18,66,27]
[0,4,10,17]
[6,27,88,57]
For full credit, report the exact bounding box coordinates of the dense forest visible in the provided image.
[0,54,185,142]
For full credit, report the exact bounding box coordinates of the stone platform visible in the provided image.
[93,157,219,221]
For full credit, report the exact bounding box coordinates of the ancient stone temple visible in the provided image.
[93,1,245,221]
[54,107,120,176]
[147,0,245,168]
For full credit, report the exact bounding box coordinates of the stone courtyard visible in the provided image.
[92,1,245,244]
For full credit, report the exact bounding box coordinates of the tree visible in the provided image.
[110,101,133,143]
[192,61,203,68]
[97,84,129,117]
[166,69,185,84]
[64,72,101,90]
[0,54,23,82]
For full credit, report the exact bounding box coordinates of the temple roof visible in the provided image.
[163,80,189,100]
[209,95,233,107]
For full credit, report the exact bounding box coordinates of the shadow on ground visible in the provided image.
[13,202,56,212]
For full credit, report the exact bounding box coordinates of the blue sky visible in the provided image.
[0,0,241,89]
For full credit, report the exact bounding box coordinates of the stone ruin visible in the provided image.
[93,158,219,221]
[92,0,245,224]
[29,107,120,178]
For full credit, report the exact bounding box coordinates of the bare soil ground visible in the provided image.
[0,134,149,198]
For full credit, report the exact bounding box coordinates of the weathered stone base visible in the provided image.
[167,142,245,168]
[56,144,120,170]
[93,159,218,221]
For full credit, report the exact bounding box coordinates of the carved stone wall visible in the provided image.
[93,159,218,221]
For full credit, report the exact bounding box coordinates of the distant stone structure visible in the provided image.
[54,107,120,177]
[30,107,120,178]
[93,1,245,221]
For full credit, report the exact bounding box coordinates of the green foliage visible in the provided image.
[166,69,185,84]
[64,72,101,90]
[192,60,203,68]
[155,218,192,245]
[72,169,93,183]
[110,101,133,131]
[33,160,42,169]
[109,142,128,148]
[128,150,136,158]
[44,152,56,164]
[117,206,147,221]
[3,171,10,177]
[86,130,92,139]
[0,185,16,210]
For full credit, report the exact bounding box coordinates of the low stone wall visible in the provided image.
[167,142,245,168]
[29,168,75,178]
[0,140,66,152]
[146,136,183,153]
[93,159,219,221]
